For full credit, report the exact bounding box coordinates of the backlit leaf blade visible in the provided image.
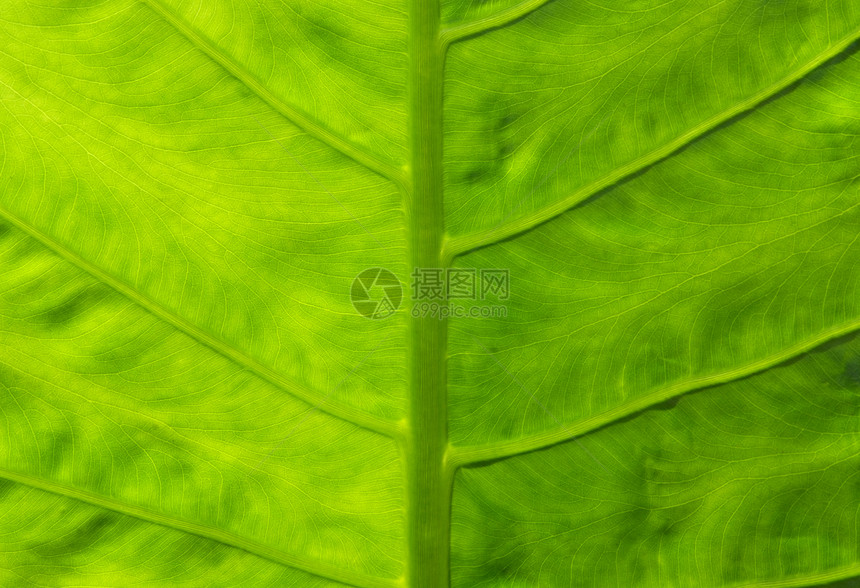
[442,0,860,237]
[451,332,860,586]
[448,47,860,448]
[0,0,408,423]
[0,0,857,586]
[0,217,403,584]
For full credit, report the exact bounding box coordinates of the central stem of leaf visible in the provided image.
[406,0,449,586]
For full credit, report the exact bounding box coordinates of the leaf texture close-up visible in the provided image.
[0,0,859,586]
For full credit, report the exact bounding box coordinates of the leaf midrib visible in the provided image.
[403,0,449,585]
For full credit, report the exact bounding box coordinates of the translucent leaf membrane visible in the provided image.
[0,0,408,421]
[154,0,409,164]
[441,0,526,27]
[0,221,404,581]
[0,481,346,587]
[443,0,860,235]
[0,0,858,584]
[452,332,860,586]
[448,49,860,446]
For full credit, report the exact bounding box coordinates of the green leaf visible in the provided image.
[0,0,858,587]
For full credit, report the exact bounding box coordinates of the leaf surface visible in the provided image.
[0,0,858,586]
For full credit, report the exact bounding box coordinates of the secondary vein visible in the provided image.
[0,467,400,588]
[733,564,860,587]
[439,0,555,47]
[141,0,408,189]
[444,26,860,261]
[0,204,400,439]
[448,317,860,467]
